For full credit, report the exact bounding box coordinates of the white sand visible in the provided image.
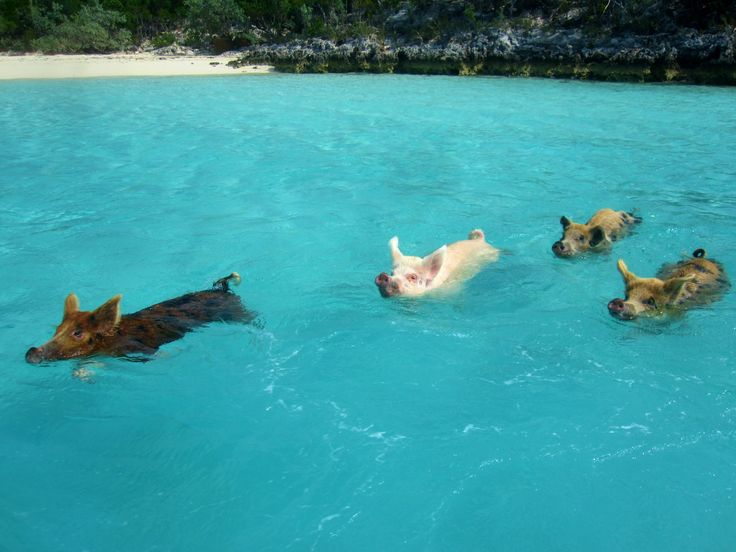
[0,53,273,80]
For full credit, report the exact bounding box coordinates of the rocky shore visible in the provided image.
[231,28,736,84]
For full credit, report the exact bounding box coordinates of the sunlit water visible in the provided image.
[1,74,735,550]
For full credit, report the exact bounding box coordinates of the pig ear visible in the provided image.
[617,259,637,284]
[663,275,695,299]
[389,236,403,265]
[92,294,122,335]
[560,216,571,229]
[63,293,80,318]
[421,245,447,281]
[589,226,606,247]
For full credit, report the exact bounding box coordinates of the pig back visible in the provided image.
[119,290,254,352]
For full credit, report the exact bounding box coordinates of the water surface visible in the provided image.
[1,74,735,550]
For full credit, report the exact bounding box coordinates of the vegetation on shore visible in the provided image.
[1,0,735,54]
[1,0,734,83]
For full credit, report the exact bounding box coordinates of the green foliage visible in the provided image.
[151,30,176,46]
[1,0,735,52]
[30,3,65,37]
[183,0,249,47]
[0,12,9,30]
[30,1,132,53]
[554,0,735,32]
[297,4,327,36]
[191,0,242,33]
[463,4,477,24]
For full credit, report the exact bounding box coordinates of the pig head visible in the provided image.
[375,237,448,297]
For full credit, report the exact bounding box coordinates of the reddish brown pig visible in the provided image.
[25,272,253,363]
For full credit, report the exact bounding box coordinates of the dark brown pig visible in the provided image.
[26,272,253,363]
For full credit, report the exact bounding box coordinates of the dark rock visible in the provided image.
[232,27,736,84]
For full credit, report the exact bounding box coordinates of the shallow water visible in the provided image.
[1,74,735,550]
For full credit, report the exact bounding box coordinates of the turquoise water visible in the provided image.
[1,74,735,550]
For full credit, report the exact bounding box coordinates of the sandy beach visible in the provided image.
[0,53,273,80]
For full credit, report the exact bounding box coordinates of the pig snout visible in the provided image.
[25,347,43,364]
[375,272,398,298]
[607,298,628,319]
[551,241,566,256]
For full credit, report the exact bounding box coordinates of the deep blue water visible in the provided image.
[1,74,735,551]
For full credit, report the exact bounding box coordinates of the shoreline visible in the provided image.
[260,57,736,85]
[233,30,736,85]
[3,28,735,85]
[0,53,273,81]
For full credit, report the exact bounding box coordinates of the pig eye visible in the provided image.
[578,235,585,242]
[645,297,657,308]
[407,274,418,282]
[72,328,83,339]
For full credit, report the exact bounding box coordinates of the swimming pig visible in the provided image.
[374,229,499,298]
[608,249,729,320]
[25,272,253,363]
[552,208,641,257]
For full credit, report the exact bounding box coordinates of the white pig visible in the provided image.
[374,229,499,297]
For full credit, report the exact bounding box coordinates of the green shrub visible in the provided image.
[0,14,15,36]
[30,3,66,37]
[30,1,132,53]
[151,31,176,48]
[184,0,247,46]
